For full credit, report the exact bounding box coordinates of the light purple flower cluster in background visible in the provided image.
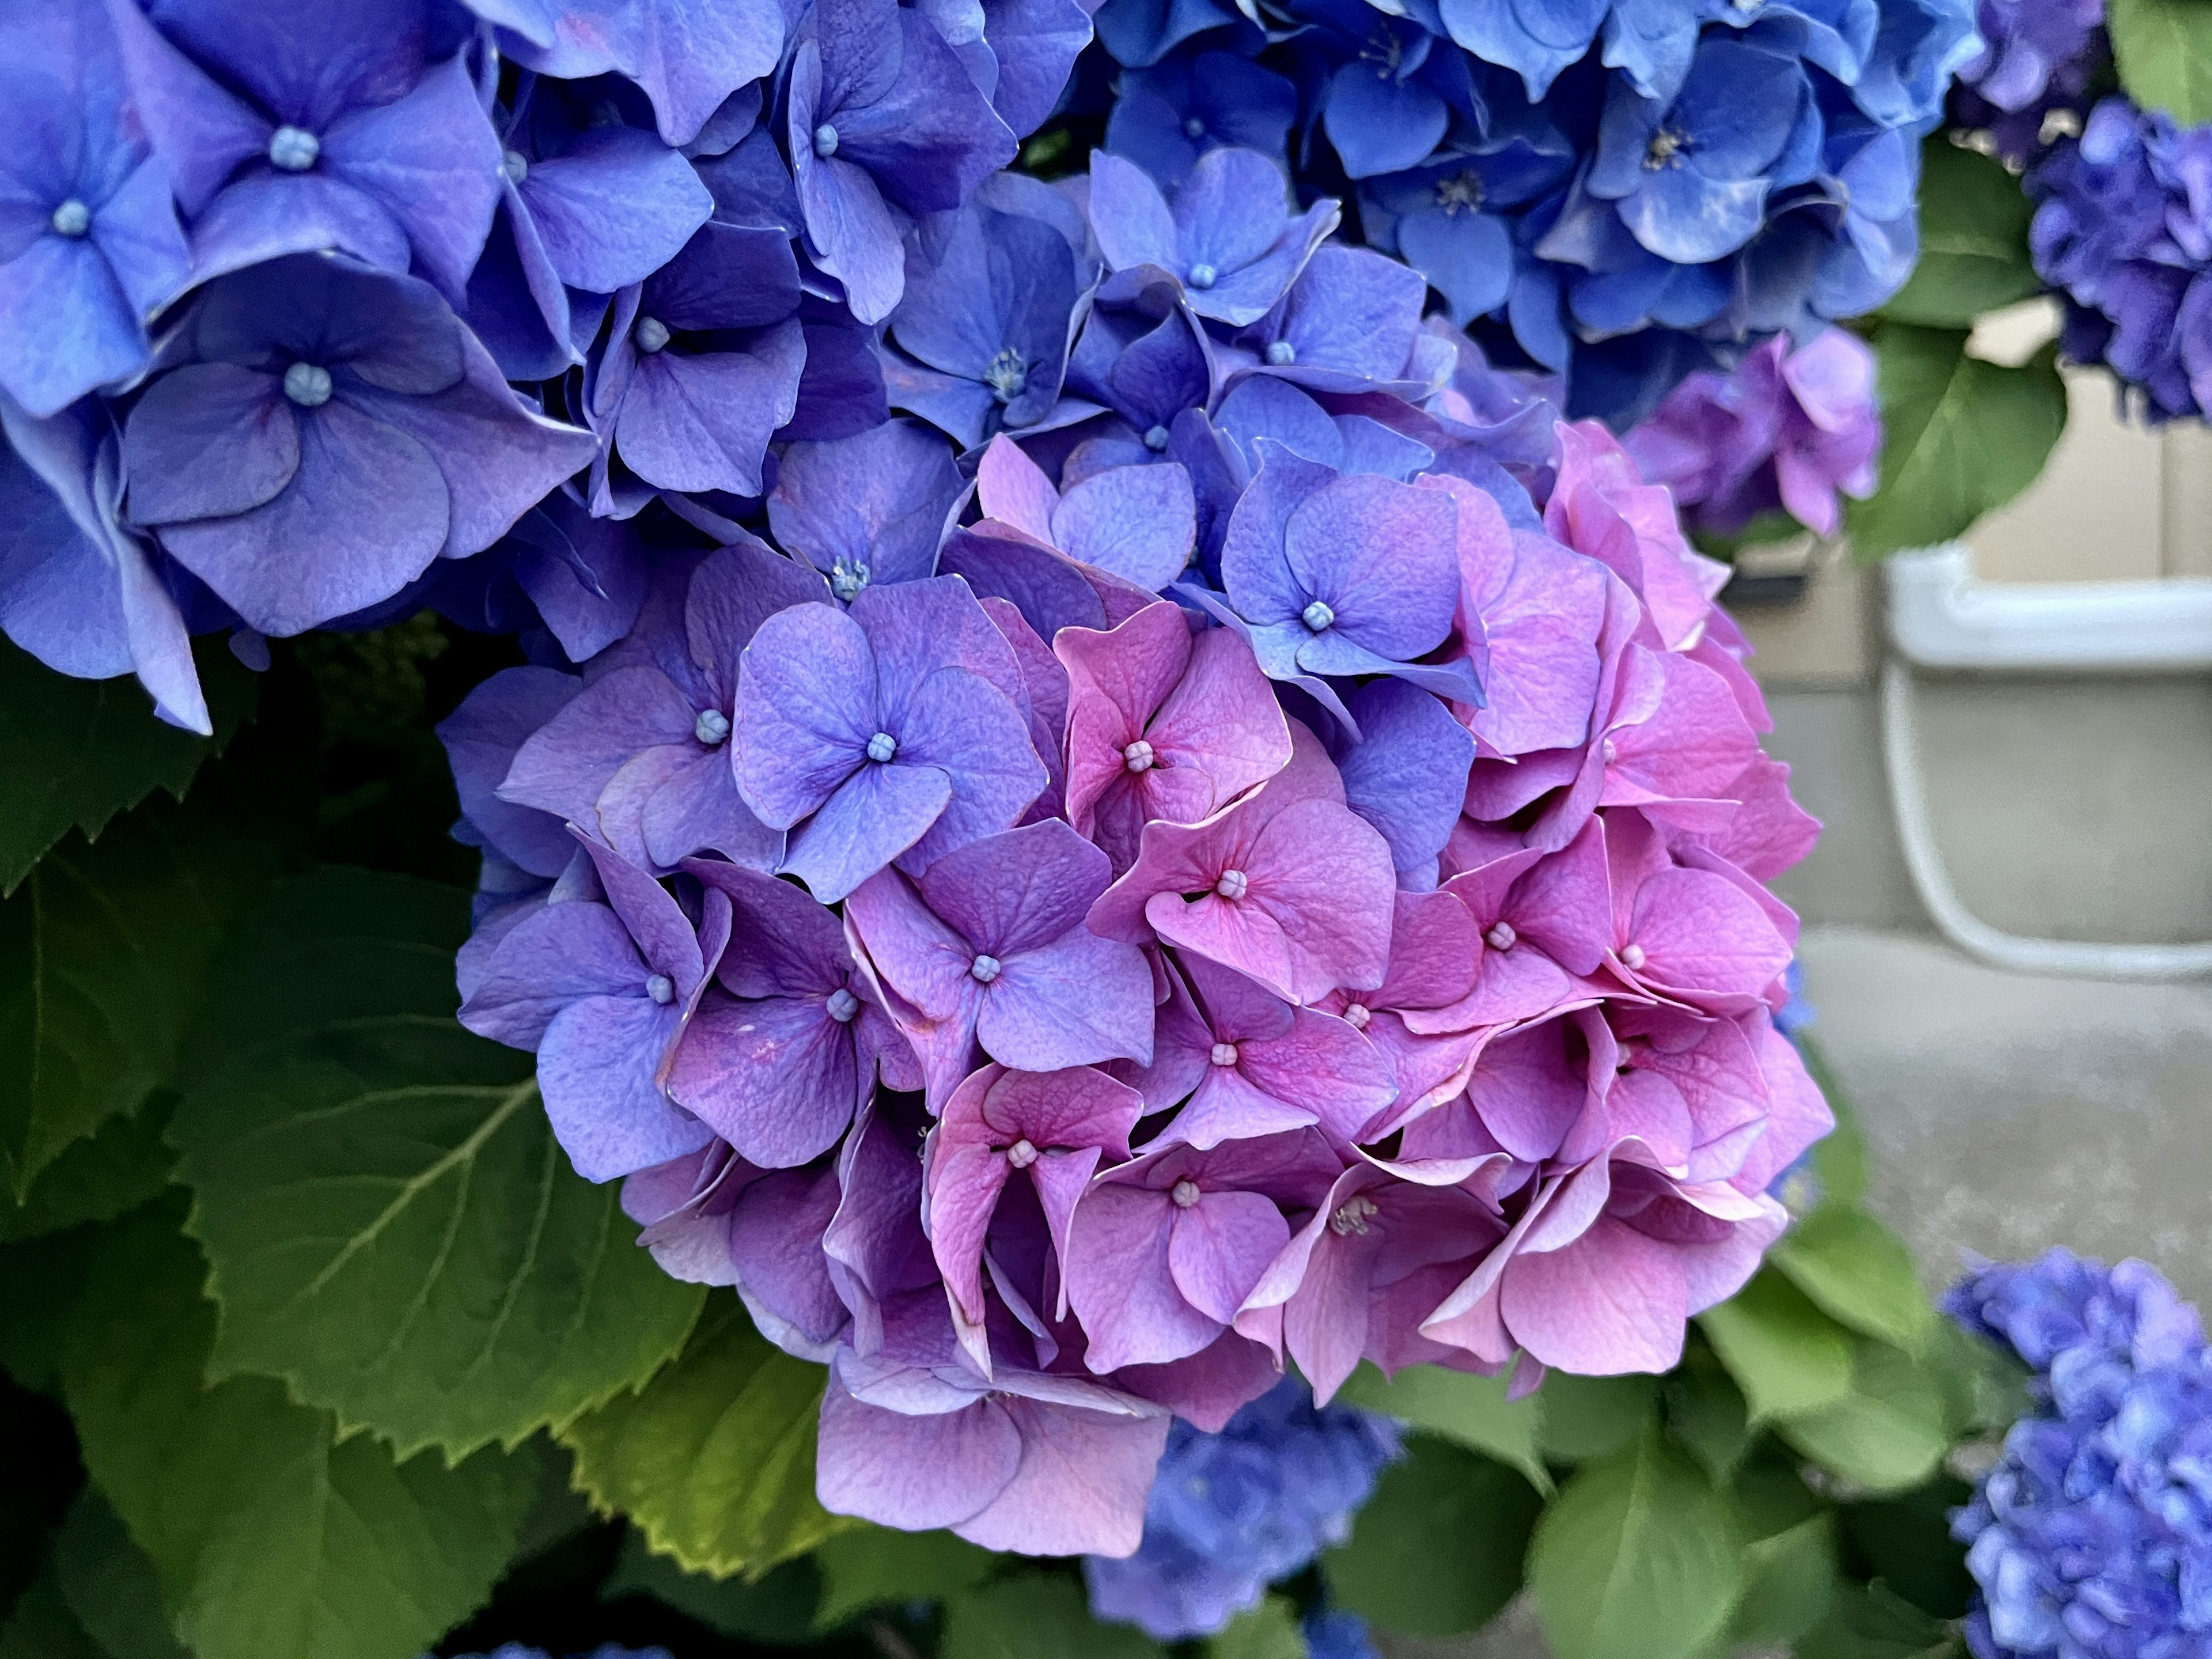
[439,161,1832,1556]
[1952,0,2104,164]
[1625,327,1882,542]
[1948,1250,2212,1659]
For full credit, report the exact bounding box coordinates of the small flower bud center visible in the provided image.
[1214,869,1248,901]
[1171,1177,1202,1208]
[825,987,861,1022]
[283,362,334,407]
[501,149,530,184]
[830,557,871,601]
[50,199,91,237]
[1122,739,1156,773]
[969,953,1002,984]
[1005,1137,1039,1168]
[1210,1041,1240,1067]
[694,707,730,746]
[1301,600,1335,632]
[866,730,897,763]
[1486,921,1517,952]
[1619,942,1646,971]
[1143,424,1171,451]
[1330,1195,1380,1236]
[1601,737,1618,763]
[1265,340,1296,366]
[634,315,671,353]
[813,123,839,158]
[1187,262,1218,289]
[1342,1002,1371,1031]
[985,346,1029,403]
[645,973,676,1005]
[1183,116,1206,139]
[268,125,321,171]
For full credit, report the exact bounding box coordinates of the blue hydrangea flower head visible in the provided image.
[1081,1374,1402,1639]
[1948,1251,2212,1659]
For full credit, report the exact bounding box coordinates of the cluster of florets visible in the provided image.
[1082,1376,1400,1638]
[1625,327,1882,542]
[2028,98,2212,423]
[440,157,1832,1556]
[1948,1251,2212,1659]
[1077,0,1980,425]
[1949,0,2104,164]
[0,0,1080,730]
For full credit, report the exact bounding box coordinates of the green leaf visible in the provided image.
[1881,139,2040,327]
[58,1198,537,1659]
[1535,1372,1658,1462]
[1923,1316,2033,1441]
[600,1531,823,1645]
[1661,1343,1752,1480]
[1798,1581,1964,1659]
[0,1223,94,1396]
[1771,1209,1933,1350]
[1844,325,2066,558]
[172,888,703,1464]
[1321,1435,1542,1638]
[1,1093,177,1243]
[1526,1426,1743,1659]
[0,1573,105,1659]
[1799,1037,1868,1210]
[1207,1596,1308,1659]
[0,634,255,897]
[0,802,266,1198]
[812,1525,997,1630]
[1696,1270,1858,1422]
[2109,0,2212,126]
[1777,1339,1950,1494]
[1724,1513,1840,1652]
[559,1294,849,1578]
[1839,1477,1977,1621]
[940,1574,1166,1659]
[46,1491,192,1659]
[1334,1361,1550,1491]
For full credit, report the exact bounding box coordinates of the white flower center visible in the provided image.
[645,974,676,1005]
[1486,922,1517,952]
[1171,1177,1202,1208]
[283,363,333,407]
[1330,1196,1380,1236]
[1209,1041,1240,1067]
[1214,869,1248,901]
[826,987,860,1022]
[268,125,320,171]
[969,954,1003,984]
[1005,1137,1039,1168]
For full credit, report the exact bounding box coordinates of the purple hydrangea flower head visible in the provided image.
[1081,1374,1402,1639]
[665,859,919,1168]
[1086,147,1339,326]
[0,392,206,732]
[432,487,651,664]
[768,419,964,601]
[788,0,1019,325]
[461,77,717,381]
[460,831,730,1181]
[1328,677,1480,884]
[957,434,1200,597]
[457,0,785,146]
[733,576,1048,902]
[499,539,820,872]
[1235,244,1437,396]
[844,817,1155,1100]
[120,253,596,637]
[109,0,504,300]
[1626,326,1882,538]
[0,0,191,416]
[1105,49,1297,192]
[1059,300,1215,474]
[885,194,1090,448]
[439,661,585,884]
